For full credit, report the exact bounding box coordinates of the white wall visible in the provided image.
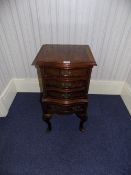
[0,28,14,116]
[0,0,131,87]
[0,37,12,95]
[0,0,131,116]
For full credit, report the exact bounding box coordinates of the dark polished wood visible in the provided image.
[33,44,96,131]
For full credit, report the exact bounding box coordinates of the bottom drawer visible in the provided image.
[46,90,86,99]
[44,102,87,114]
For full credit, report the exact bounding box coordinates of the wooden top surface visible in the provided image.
[33,44,97,67]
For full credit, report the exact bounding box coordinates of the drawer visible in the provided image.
[44,68,59,77]
[45,90,87,99]
[44,67,89,77]
[60,69,87,77]
[45,79,87,89]
[44,103,87,114]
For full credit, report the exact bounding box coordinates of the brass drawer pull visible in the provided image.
[62,82,72,88]
[62,93,71,98]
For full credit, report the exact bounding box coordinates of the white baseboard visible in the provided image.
[89,80,124,94]
[14,78,40,92]
[1,78,130,117]
[0,100,7,117]
[0,80,17,117]
[121,82,131,115]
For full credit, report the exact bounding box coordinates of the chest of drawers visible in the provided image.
[33,44,96,132]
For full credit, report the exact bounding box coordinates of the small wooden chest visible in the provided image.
[33,44,96,131]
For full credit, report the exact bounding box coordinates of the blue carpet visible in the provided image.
[0,93,131,175]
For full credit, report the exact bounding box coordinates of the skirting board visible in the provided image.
[0,80,17,117]
[121,82,131,115]
[14,78,40,92]
[0,78,127,117]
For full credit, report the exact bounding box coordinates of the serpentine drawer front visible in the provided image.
[43,103,88,114]
[45,89,87,99]
[44,67,88,77]
[44,78,88,89]
[33,44,96,132]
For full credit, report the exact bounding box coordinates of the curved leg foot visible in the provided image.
[76,113,87,132]
[43,114,52,132]
[79,120,86,132]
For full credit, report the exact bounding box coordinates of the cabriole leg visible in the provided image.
[43,114,52,132]
[76,113,88,132]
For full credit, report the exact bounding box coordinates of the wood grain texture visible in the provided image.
[34,44,96,66]
[0,0,131,95]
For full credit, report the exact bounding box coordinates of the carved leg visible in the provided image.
[79,119,87,132]
[76,113,88,132]
[43,114,52,132]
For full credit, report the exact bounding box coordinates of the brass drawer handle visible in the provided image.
[61,70,71,76]
[62,82,72,88]
[62,93,71,98]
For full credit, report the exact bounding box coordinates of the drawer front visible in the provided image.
[45,103,87,114]
[45,90,86,99]
[45,79,87,89]
[44,68,59,77]
[60,69,87,77]
[44,67,88,77]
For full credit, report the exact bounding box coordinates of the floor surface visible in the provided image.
[0,93,131,175]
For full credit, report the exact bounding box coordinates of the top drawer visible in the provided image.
[43,67,89,77]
